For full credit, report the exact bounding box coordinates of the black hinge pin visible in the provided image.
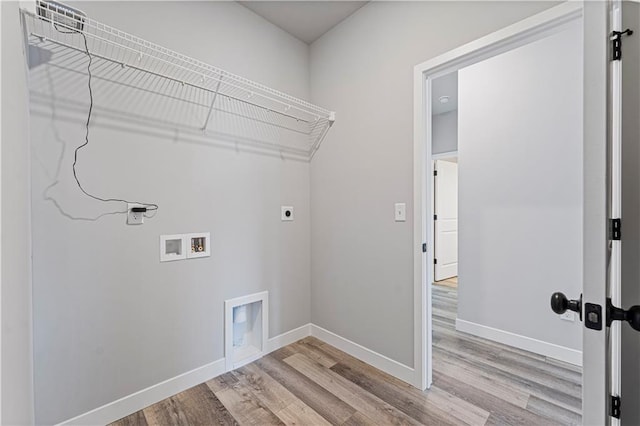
[612,29,633,61]
[611,395,621,419]
[422,243,427,253]
[434,259,438,265]
[610,218,622,240]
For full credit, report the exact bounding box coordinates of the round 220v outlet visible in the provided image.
[281,206,294,221]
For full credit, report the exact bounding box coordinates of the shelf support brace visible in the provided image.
[202,74,224,131]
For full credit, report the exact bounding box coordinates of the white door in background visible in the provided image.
[434,159,458,281]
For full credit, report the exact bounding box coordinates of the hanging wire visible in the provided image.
[54,22,159,216]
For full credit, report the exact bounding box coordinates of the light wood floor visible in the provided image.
[112,285,581,425]
[435,276,458,288]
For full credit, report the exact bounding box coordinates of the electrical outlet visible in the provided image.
[281,206,294,221]
[560,311,575,322]
[127,203,144,225]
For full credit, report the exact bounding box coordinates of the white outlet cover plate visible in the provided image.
[160,234,187,262]
[281,206,294,221]
[560,311,575,322]
[395,203,406,222]
[127,203,145,225]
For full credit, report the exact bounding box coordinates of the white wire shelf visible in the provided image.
[21,1,335,159]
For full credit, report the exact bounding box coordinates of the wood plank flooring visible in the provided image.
[111,285,581,425]
[435,276,458,288]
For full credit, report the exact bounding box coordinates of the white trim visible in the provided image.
[224,291,269,372]
[455,319,583,367]
[413,62,431,391]
[310,325,415,385]
[57,322,309,426]
[580,3,610,422]
[0,2,3,421]
[609,3,622,425]
[414,2,583,77]
[57,358,227,426]
[413,2,584,391]
[55,322,425,425]
[265,323,311,353]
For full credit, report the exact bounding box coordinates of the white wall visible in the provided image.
[9,1,591,422]
[432,110,458,155]
[1,2,35,424]
[456,22,583,353]
[28,2,312,423]
[309,1,559,368]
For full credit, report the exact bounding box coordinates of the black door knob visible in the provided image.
[627,306,640,332]
[551,292,582,317]
[550,292,568,314]
[608,301,640,332]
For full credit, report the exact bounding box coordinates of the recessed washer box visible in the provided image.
[187,232,211,259]
[225,291,268,371]
[160,234,186,262]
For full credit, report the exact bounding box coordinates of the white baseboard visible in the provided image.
[58,322,418,425]
[455,318,582,366]
[58,358,227,426]
[58,324,312,426]
[265,323,312,354]
[310,324,415,385]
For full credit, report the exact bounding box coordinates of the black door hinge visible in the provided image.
[611,395,621,419]
[612,29,633,61]
[422,243,427,253]
[434,170,438,177]
[434,214,438,220]
[610,218,622,241]
[434,258,438,265]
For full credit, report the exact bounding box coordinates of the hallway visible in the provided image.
[432,284,582,425]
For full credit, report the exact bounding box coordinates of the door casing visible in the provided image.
[412,3,608,423]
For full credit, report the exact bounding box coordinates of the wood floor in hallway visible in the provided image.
[112,285,581,425]
[435,276,458,288]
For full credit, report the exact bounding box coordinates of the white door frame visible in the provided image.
[609,2,622,425]
[411,2,583,391]
[0,2,3,422]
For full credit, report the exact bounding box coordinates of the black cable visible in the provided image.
[53,22,76,34]
[63,27,159,215]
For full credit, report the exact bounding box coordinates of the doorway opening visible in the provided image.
[412,3,587,412]
[431,73,459,288]
[422,20,585,421]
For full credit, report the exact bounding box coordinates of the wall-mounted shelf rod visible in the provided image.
[30,31,319,125]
